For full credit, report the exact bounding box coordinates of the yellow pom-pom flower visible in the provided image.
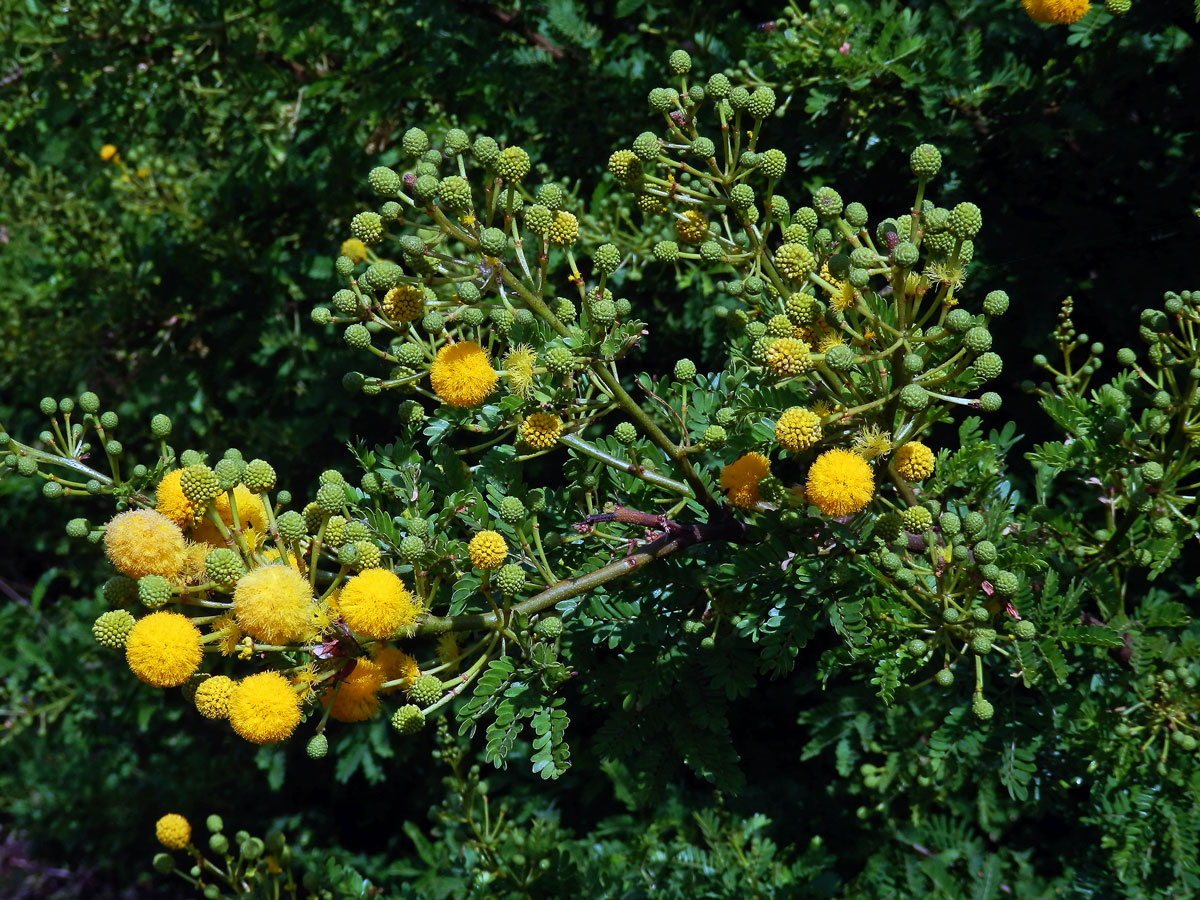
[155,813,191,850]
[104,509,188,580]
[99,143,119,162]
[190,485,268,547]
[519,413,563,450]
[228,671,301,744]
[322,658,384,722]
[194,675,236,719]
[775,407,822,452]
[340,238,369,263]
[1021,0,1090,24]
[893,441,936,482]
[373,645,421,693]
[232,565,314,646]
[764,338,812,377]
[382,284,425,322]
[806,449,875,518]
[430,341,498,407]
[155,469,198,527]
[469,530,508,570]
[125,611,203,688]
[720,452,771,509]
[339,568,421,640]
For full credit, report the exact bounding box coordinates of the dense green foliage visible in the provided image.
[3,3,1200,900]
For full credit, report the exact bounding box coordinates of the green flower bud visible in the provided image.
[350,211,384,246]
[93,609,136,648]
[702,425,728,448]
[343,323,372,350]
[545,346,575,376]
[437,175,472,211]
[706,72,731,98]
[690,137,716,159]
[495,563,527,596]
[421,309,446,334]
[974,352,1003,381]
[674,358,697,381]
[472,136,499,165]
[992,570,1019,597]
[971,696,994,721]
[205,548,245,585]
[983,290,1009,317]
[316,482,345,515]
[594,244,621,275]
[479,227,507,257]
[631,131,660,162]
[910,144,942,178]
[972,540,998,564]
[614,422,638,445]
[409,675,443,707]
[824,344,855,370]
[153,853,175,874]
[368,166,401,196]
[276,510,305,543]
[65,517,89,539]
[935,668,955,687]
[669,49,692,74]
[901,506,933,533]
[399,534,425,564]
[962,326,992,353]
[392,704,425,734]
[495,146,531,182]
[402,127,430,157]
[728,183,755,211]
[949,202,982,239]
[759,148,786,179]
[654,240,680,262]
[979,392,1002,413]
[812,186,842,219]
[746,86,775,118]
[1141,461,1164,483]
[138,575,173,609]
[1014,619,1036,640]
[899,383,929,411]
[305,732,329,759]
[180,465,220,505]
[647,87,678,112]
[497,496,526,525]
[336,255,355,278]
[311,306,332,326]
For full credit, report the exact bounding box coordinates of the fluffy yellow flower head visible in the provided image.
[374,645,421,694]
[104,509,188,579]
[194,675,236,719]
[469,530,508,570]
[720,452,771,509]
[1021,0,1090,24]
[340,238,369,263]
[228,672,301,744]
[893,441,936,482]
[519,413,563,450]
[322,658,384,722]
[775,407,822,452]
[430,341,498,407]
[339,569,421,640]
[210,614,243,657]
[503,344,538,397]
[125,611,203,688]
[233,565,314,646]
[190,486,268,547]
[155,814,191,850]
[806,449,875,518]
[155,469,198,528]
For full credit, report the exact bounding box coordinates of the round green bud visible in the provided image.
[591,299,617,328]
[878,552,902,573]
[690,137,716,159]
[343,323,371,350]
[1013,619,1036,640]
[747,86,776,118]
[306,732,329,759]
[899,353,924,376]
[545,346,575,376]
[1141,461,1164,483]
[138,575,173,609]
[421,309,445,334]
[495,563,527,596]
[92,609,136,649]
[824,344,855,371]
[479,227,507,257]
[811,186,842,219]
[103,440,122,459]
[728,183,755,211]
[971,606,991,623]
[409,674,443,707]
[934,668,955,687]
[978,392,1002,413]
[972,540,998,564]
[311,306,332,326]
[152,852,175,874]
[631,131,660,162]
[901,506,933,533]
[206,833,229,855]
[472,135,500,165]
[535,183,565,210]
[909,144,942,178]
[497,496,526,525]
[315,482,345,515]
[495,145,531,182]
[614,422,638,445]
[699,425,727,449]
[336,543,360,568]
[943,607,961,624]
[437,175,472,211]
[240,837,265,861]
[205,548,245,585]
[992,570,1019,597]
[533,615,564,640]
[668,48,692,73]
[392,704,426,734]
[899,383,929,411]
[336,255,355,278]
[765,314,792,338]
[974,352,1003,381]
[706,72,731,98]
[66,517,89,538]
[444,128,470,153]
[944,308,973,335]
[759,148,786,180]
[350,211,384,246]
[553,297,578,324]
[971,696,994,721]
[971,629,996,654]
[399,534,425,564]
[401,127,430,157]
[874,512,903,543]
[1105,0,1131,13]
[962,326,992,353]
[367,166,401,196]
[75,392,99,415]
[949,202,982,239]
[1115,347,1137,366]
[647,86,678,111]
[16,456,37,478]
[907,639,928,657]
[674,358,697,381]
[594,244,621,275]
[889,241,917,268]
[983,290,1009,317]
[654,240,680,263]
[276,510,306,543]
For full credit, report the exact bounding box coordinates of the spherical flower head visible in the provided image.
[156,814,191,850]
[774,244,815,282]
[806,449,875,518]
[233,565,314,646]
[228,671,301,744]
[194,675,236,719]
[469,530,508,570]
[382,285,425,323]
[893,442,936,482]
[340,238,368,263]
[430,341,498,407]
[93,609,136,649]
[125,611,203,687]
[607,150,642,185]
[1022,0,1090,24]
[99,143,118,162]
[674,210,709,245]
[765,338,812,377]
[339,569,421,640]
[105,509,187,580]
[775,407,823,452]
[322,658,384,722]
[720,452,771,509]
[156,469,198,527]
[373,645,420,694]
[495,146,531,182]
[190,485,268,547]
[547,210,579,247]
[519,413,563,451]
[502,345,538,397]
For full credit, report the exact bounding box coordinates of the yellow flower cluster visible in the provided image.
[228,671,301,744]
[502,344,538,397]
[430,341,498,407]
[374,645,421,693]
[806,449,875,518]
[232,565,314,646]
[155,814,191,850]
[765,338,812,377]
[194,675,236,719]
[519,413,563,450]
[547,210,579,247]
[674,209,709,245]
[383,285,425,322]
[339,569,421,639]
[340,238,369,263]
[469,530,508,570]
[720,452,770,509]
[1021,0,1090,24]
[104,509,187,579]
[323,658,384,722]
[775,407,822,452]
[893,441,936,482]
[125,611,203,687]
